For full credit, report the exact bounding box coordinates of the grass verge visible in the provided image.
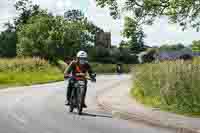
[0,57,63,88]
[0,58,133,89]
[131,57,200,117]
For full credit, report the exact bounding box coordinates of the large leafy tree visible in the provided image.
[122,17,145,53]
[0,0,46,58]
[64,9,104,47]
[17,14,93,59]
[0,1,103,59]
[96,0,200,30]
[17,15,55,59]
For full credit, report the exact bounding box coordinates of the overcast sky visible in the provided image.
[1,0,200,46]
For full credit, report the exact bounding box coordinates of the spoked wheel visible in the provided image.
[69,103,74,113]
[77,102,83,115]
[69,91,75,113]
[77,87,84,115]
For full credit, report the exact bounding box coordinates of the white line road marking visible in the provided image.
[7,94,28,125]
[10,112,27,125]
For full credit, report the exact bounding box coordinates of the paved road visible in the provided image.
[0,75,176,133]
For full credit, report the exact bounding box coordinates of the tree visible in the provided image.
[0,0,47,58]
[17,15,55,59]
[122,17,145,53]
[64,10,85,21]
[96,0,200,31]
[119,40,129,50]
[14,0,47,28]
[64,9,104,49]
[159,43,185,52]
[0,21,17,58]
[15,6,104,60]
[17,13,96,60]
[192,40,200,52]
[0,31,16,57]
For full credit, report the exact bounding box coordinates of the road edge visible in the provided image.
[96,84,200,133]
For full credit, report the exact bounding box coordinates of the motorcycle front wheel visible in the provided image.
[77,87,84,115]
[69,90,76,113]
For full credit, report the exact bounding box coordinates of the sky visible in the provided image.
[0,0,200,46]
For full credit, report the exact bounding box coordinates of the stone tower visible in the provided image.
[95,31,111,48]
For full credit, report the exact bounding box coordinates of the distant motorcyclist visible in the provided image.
[64,51,96,108]
[116,63,122,74]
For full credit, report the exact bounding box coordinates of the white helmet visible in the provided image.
[77,51,88,58]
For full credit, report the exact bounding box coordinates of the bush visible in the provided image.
[179,54,193,60]
[131,58,200,116]
[141,48,157,63]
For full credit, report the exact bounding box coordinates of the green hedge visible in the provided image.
[131,57,200,116]
[58,60,133,74]
[91,63,132,73]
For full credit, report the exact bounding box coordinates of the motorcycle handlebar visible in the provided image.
[64,76,96,82]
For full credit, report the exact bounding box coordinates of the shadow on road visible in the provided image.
[82,112,112,118]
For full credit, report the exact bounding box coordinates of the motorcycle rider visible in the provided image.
[64,51,96,108]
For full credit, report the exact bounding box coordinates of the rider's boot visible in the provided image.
[83,102,87,108]
[65,99,70,106]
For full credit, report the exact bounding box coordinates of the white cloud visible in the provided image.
[143,17,200,46]
[66,1,72,8]
[56,0,64,9]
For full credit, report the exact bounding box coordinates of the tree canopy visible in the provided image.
[96,0,200,30]
[159,43,185,52]
[192,40,200,52]
[122,17,145,53]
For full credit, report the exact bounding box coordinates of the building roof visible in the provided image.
[158,48,194,60]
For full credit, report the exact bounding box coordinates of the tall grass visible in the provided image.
[0,57,51,72]
[132,57,200,116]
[0,57,63,88]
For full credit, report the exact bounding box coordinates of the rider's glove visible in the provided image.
[90,73,96,82]
[64,75,69,79]
[91,77,96,82]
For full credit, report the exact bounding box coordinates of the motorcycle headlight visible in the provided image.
[74,82,79,88]
[78,81,85,86]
